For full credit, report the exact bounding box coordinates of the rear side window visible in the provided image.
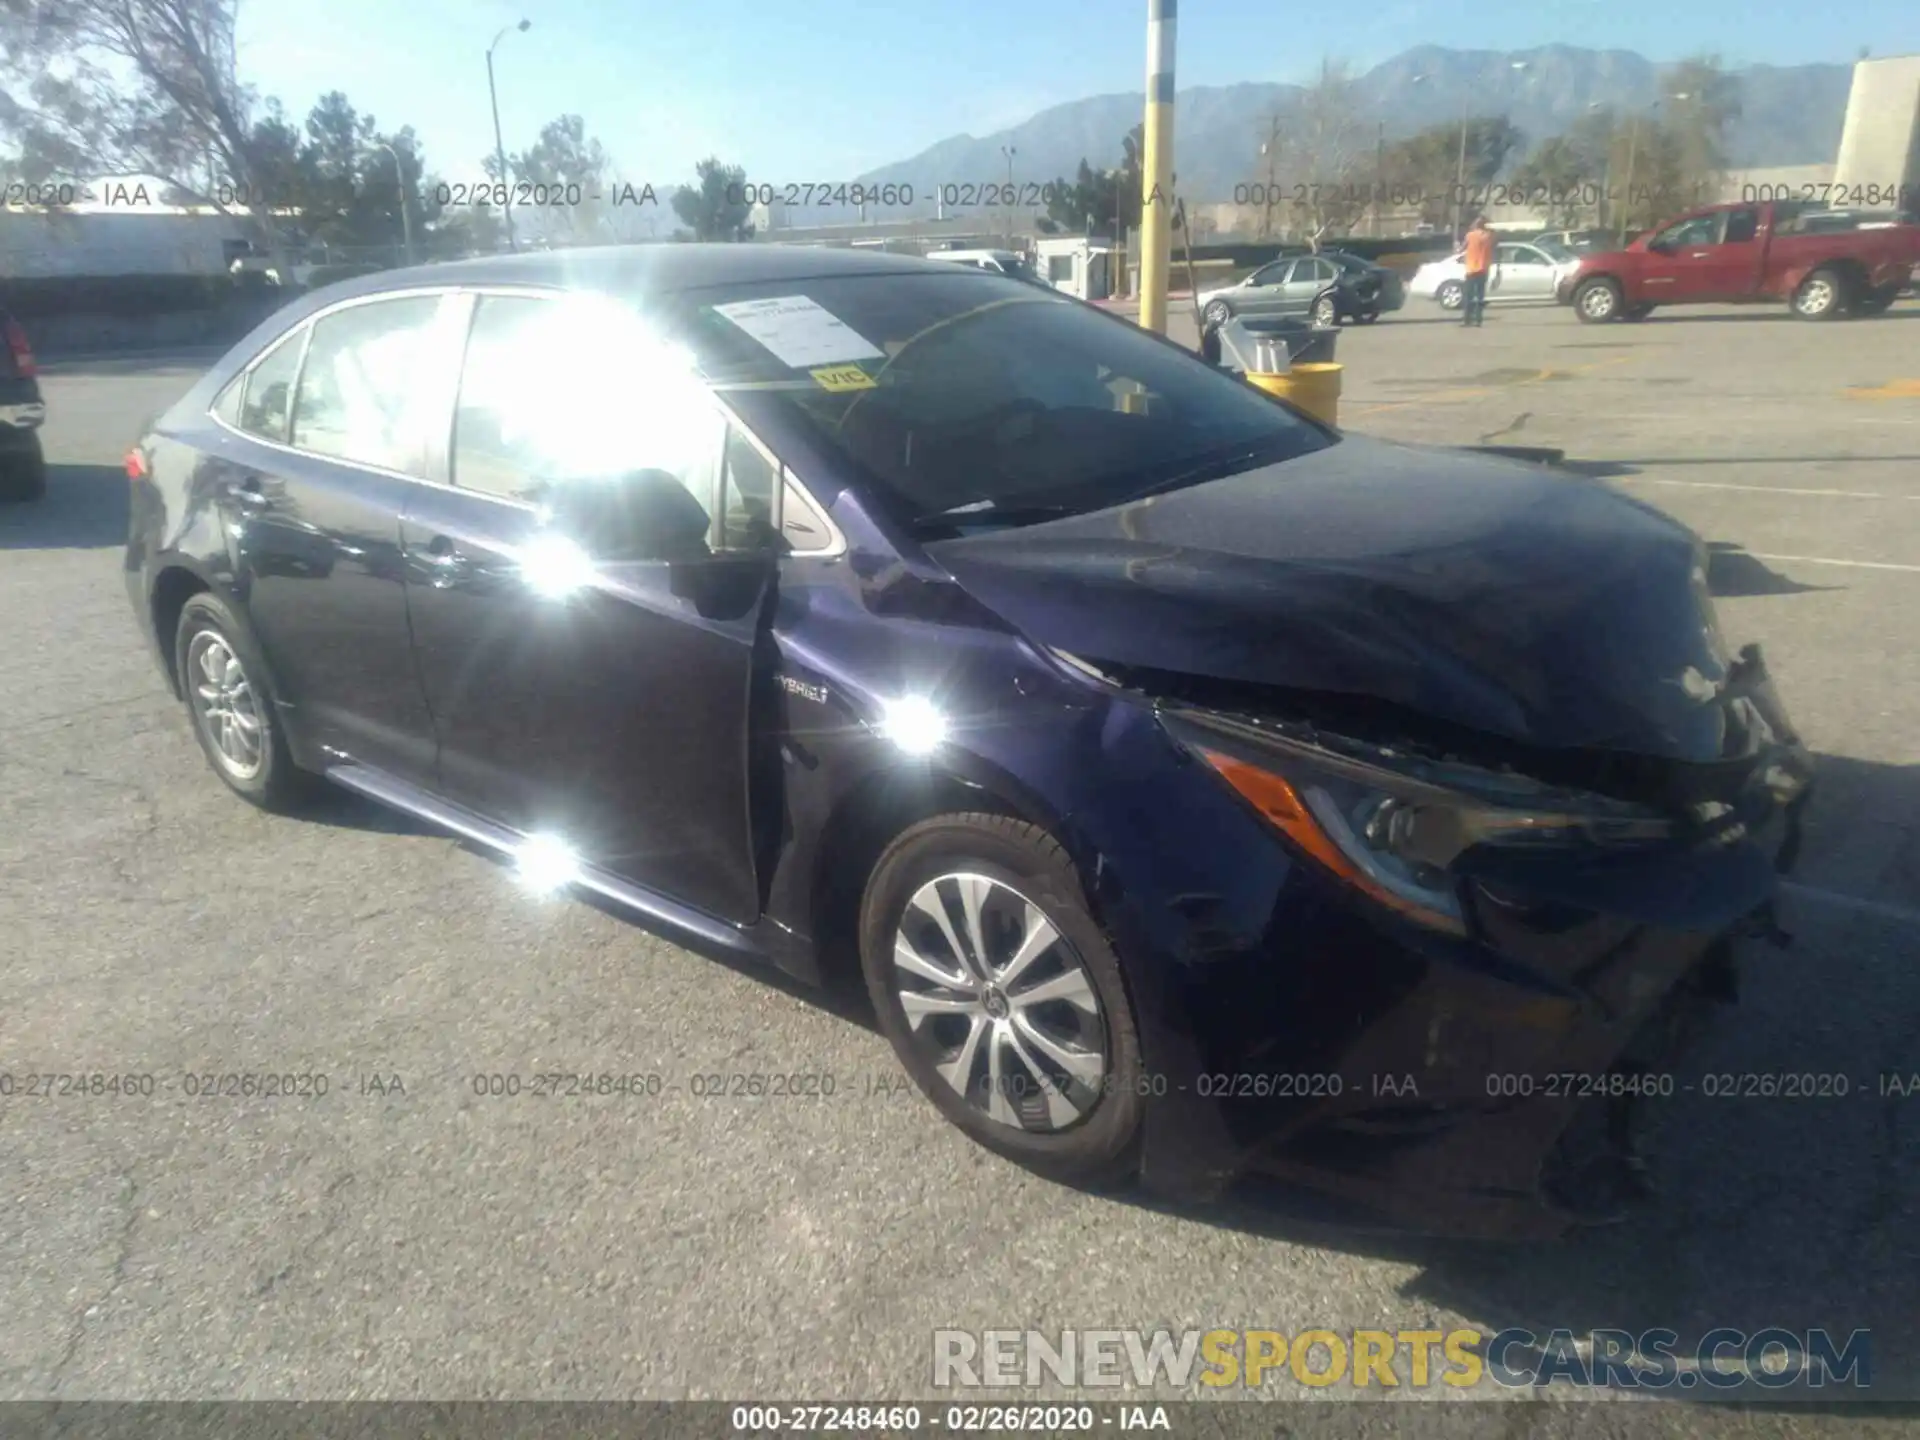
[451,293,725,513]
[237,331,304,443]
[212,374,244,428]
[290,296,443,473]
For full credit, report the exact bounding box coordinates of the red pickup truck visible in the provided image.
[1561,199,1920,322]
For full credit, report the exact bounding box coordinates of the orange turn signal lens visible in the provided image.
[1198,749,1465,934]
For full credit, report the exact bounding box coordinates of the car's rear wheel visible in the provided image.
[1574,278,1622,322]
[859,813,1145,1186]
[1852,283,1900,315]
[1435,280,1464,310]
[175,592,318,811]
[1310,294,1339,327]
[0,435,46,502]
[1202,300,1231,327]
[1792,267,1849,320]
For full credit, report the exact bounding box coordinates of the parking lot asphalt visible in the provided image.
[3,301,1918,1414]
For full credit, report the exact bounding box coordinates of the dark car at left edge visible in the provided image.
[122,245,1812,1238]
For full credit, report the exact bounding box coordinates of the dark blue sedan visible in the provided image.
[122,245,1811,1237]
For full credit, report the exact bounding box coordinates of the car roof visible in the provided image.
[302,242,949,308]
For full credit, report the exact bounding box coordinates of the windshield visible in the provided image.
[665,270,1332,530]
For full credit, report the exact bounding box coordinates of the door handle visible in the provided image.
[226,478,272,511]
[1689,251,1712,258]
[420,533,471,586]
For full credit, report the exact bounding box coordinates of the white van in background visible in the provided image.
[925,248,1046,285]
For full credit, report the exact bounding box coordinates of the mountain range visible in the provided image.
[769,45,1855,225]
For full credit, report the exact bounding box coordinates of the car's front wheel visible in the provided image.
[175,591,318,811]
[1574,277,1623,322]
[859,813,1145,1186]
[1202,299,1231,328]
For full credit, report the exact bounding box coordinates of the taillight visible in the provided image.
[4,318,36,378]
[124,447,150,482]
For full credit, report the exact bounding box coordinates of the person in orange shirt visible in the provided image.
[1460,215,1496,327]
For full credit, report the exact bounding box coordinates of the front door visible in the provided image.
[1492,244,1555,301]
[1635,211,1731,303]
[401,291,773,924]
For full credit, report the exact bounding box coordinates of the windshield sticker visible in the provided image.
[712,295,885,369]
[809,364,877,392]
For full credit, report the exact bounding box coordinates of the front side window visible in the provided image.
[452,292,724,517]
[1248,261,1291,286]
[290,296,443,472]
[667,270,1332,534]
[1723,207,1760,244]
[1654,213,1724,249]
[236,330,305,443]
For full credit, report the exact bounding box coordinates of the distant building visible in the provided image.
[0,208,256,276]
[1832,55,1920,199]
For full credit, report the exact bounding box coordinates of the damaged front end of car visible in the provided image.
[1131,656,1813,1236]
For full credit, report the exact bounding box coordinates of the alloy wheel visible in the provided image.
[1795,276,1835,317]
[187,630,266,780]
[1579,284,1618,320]
[891,873,1108,1132]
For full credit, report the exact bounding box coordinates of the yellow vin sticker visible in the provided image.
[810,364,877,392]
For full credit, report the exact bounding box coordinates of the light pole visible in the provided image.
[1619,92,1687,245]
[487,19,531,253]
[1000,145,1017,246]
[1137,0,1175,334]
[1258,115,1281,240]
[371,140,415,267]
[1415,61,1526,241]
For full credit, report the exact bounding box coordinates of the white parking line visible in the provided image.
[1747,552,1920,574]
[1624,478,1900,500]
[1782,881,1920,928]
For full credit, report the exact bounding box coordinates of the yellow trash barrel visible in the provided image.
[1246,362,1342,427]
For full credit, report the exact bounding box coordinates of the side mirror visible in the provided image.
[542,470,713,563]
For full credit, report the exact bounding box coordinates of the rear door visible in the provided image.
[206,294,454,781]
[399,289,775,923]
[1280,256,1333,314]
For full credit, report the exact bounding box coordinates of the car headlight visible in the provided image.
[1165,709,1672,936]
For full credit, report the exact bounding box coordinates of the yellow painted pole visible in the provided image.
[1138,0,1175,334]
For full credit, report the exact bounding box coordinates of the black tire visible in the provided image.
[1622,303,1656,322]
[1436,280,1464,310]
[1792,267,1849,320]
[1202,299,1231,328]
[1574,277,1622,323]
[174,591,319,812]
[859,812,1146,1187]
[1852,284,1899,316]
[0,435,46,502]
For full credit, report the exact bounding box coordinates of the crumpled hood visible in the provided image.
[927,435,1750,761]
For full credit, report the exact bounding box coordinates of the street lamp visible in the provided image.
[1001,144,1019,245]
[370,140,415,267]
[1618,91,1688,245]
[1413,61,1528,240]
[487,18,531,253]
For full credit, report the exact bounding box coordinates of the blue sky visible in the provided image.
[235,0,1920,188]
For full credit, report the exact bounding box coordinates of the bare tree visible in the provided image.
[0,0,300,268]
[1261,60,1368,247]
